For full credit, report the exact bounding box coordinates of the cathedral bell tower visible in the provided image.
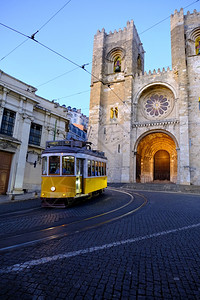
[88,20,144,182]
[170,8,200,185]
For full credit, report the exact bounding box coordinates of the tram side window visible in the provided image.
[103,162,107,176]
[101,162,104,175]
[42,157,47,175]
[98,161,102,176]
[88,160,91,177]
[49,156,60,175]
[95,161,98,176]
[92,160,95,176]
[62,156,74,175]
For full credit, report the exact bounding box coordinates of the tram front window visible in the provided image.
[62,156,74,175]
[49,156,60,175]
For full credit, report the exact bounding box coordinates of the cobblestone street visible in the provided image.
[0,188,200,299]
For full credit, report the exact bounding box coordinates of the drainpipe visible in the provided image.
[53,119,57,141]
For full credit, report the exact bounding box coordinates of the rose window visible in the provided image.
[144,94,170,117]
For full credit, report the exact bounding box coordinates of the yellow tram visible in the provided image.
[41,140,107,207]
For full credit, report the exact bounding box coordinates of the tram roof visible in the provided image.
[42,140,107,159]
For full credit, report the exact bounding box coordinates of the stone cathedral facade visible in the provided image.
[88,8,200,185]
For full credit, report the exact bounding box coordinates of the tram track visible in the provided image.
[0,207,41,218]
[0,188,148,252]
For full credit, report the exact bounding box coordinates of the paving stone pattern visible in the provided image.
[0,191,128,237]
[0,189,200,299]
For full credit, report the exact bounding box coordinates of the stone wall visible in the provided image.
[89,8,200,185]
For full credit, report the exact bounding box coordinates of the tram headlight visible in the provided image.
[51,186,56,192]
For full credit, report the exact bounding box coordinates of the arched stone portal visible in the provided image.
[136,132,177,183]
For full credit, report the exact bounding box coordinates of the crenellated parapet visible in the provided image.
[134,66,173,79]
[94,20,143,49]
[185,9,200,19]
[170,8,200,30]
[171,8,184,18]
[95,20,135,37]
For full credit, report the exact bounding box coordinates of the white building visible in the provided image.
[67,106,89,130]
[0,70,70,195]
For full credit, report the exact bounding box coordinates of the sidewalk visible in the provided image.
[1,182,200,205]
[109,182,200,194]
[0,192,39,205]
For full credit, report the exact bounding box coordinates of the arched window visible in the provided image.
[195,36,200,55]
[114,56,121,72]
[106,47,125,74]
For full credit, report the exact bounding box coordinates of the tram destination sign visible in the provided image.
[46,140,83,148]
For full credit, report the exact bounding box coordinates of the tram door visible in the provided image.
[76,158,84,194]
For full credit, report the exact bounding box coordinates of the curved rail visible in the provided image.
[0,189,148,252]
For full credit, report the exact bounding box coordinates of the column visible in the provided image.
[0,88,9,124]
[12,115,32,194]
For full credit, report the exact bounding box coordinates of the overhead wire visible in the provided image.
[54,89,90,101]
[31,0,200,107]
[0,20,127,107]
[139,0,199,35]
[0,0,199,108]
[36,62,92,88]
[0,38,29,62]
[0,0,73,62]
[37,0,72,32]
[36,66,80,87]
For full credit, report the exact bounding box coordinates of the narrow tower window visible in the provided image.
[195,37,200,55]
[110,107,114,119]
[115,107,118,118]
[137,54,142,72]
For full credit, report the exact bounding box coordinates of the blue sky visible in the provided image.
[0,0,199,116]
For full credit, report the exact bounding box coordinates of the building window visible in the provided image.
[29,123,42,146]
[0,108,16,136]
[65,120,69,132]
